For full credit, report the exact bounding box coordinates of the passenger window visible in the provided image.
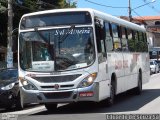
[127,29,135,52]
[136,32,148,52]
[111,24,122,51]
[143,33,148,52]
[104,22,113,51]
[134,31,141,52]
[120,27,128,51]
[138,32,145,52]
[112,24,118,38]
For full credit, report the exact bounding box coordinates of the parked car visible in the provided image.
[155,60,160,69]
[150,60,159,74]
[0,68,23,110]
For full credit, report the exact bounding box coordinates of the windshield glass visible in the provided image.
[19,27,95,72]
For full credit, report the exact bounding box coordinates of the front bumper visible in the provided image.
[21,82,99,104]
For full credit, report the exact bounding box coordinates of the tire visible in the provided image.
[134,72,142,95]
[45,103,57,111]
[100,80,116,107]
[106,80,116,106]
[15,92,24,110]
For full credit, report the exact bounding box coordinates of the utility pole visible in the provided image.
[128,0,132,22]
[7,0,13,68]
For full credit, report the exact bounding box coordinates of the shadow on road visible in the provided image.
[30,88,160,115]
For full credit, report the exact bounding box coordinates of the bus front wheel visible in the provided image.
[106,80,116,106]
[45,103,57,111]
[100,80,116,107]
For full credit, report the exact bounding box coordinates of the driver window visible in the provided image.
[94,18,106,63]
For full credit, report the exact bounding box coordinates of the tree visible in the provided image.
[36,0,76,10]
[0,0,77,47]
[0,2,7,12]
[0,0,7,46]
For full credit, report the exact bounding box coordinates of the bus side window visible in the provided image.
[127,29,135,52]
[104,22,113,51]
[137,32,148,52]
[120,27,128,51]
[143,33,148,52]
[138,32,144,52]
[111,23,122,51]
[95,18,106,63]
[134,31,140,52]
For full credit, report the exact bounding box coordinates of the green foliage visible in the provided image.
[0,0,7,12]
[0,0,7,46]
[23,0,39,12]
[0,4,6,12]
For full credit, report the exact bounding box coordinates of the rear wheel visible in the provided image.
[134,72,142,95]
[45,103,57,111]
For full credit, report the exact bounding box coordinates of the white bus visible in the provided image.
[18,8,150,110]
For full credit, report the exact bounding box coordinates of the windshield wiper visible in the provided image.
[59,25,75,43]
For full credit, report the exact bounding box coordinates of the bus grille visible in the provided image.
[41,84,74,89]
[43,91,72,99]
[32,74,81,83]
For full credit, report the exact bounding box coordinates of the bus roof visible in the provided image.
[21,8,146,32]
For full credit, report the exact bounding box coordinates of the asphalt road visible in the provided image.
[1,73,160,120]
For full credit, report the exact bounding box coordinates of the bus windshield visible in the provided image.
[19,27,95,72]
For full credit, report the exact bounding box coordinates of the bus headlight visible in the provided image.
[78,73,97,88]
[19,78,38,90]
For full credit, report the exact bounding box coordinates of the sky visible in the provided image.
[77,0,160,17]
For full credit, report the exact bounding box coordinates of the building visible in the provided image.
[134,16,160,48]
